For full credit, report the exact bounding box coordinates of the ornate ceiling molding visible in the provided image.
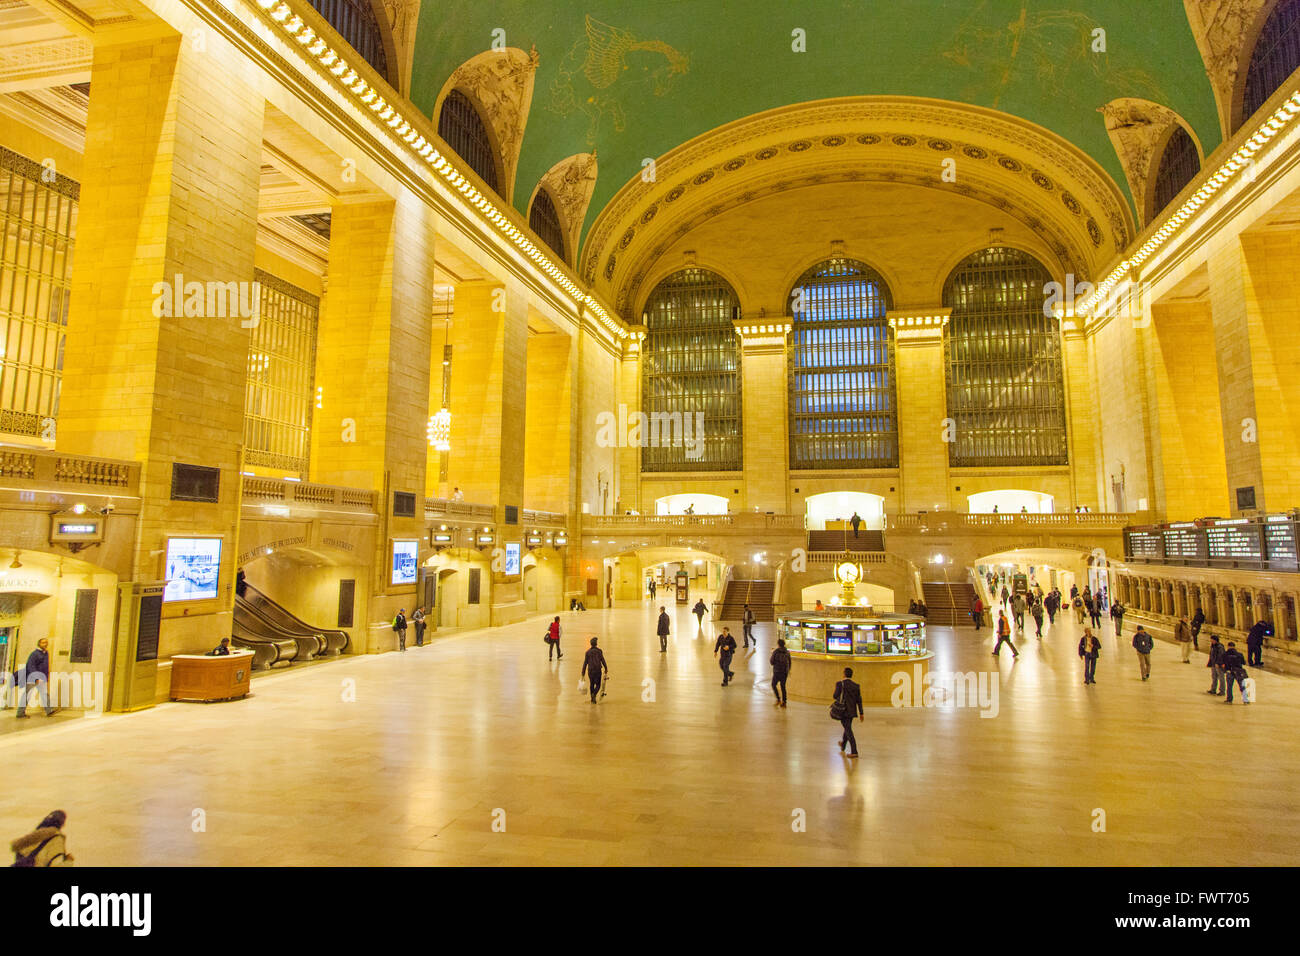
[1182,0,1273,136]
[532,151,597,268]
[436,46,538,205]
[582,97,1136,317]
[1099,98,1197,229]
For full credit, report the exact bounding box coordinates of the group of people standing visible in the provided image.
[390,607,428,650]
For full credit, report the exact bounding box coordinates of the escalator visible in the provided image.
[241,583,350,655]
[231,608,299,670]
[233,600,319,664]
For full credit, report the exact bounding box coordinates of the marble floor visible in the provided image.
[2,601,1295,866]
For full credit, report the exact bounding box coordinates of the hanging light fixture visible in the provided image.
[430,408,451,452]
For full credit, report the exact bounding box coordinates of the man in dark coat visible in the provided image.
[392,609,407,651]
[714,628,738,685]
[834,667,864,757]
[1078,629,1101,685]
[1246,620,1268,667]
[1222,642,1248,704]
[581,637,609,703]
[742,604,756,647]
[656,606,670,653]
[14,638,56,718]
[770,638,792,707]
[1190,607,1205,650]
[1206,634,1227,695]
[849,512,862,538]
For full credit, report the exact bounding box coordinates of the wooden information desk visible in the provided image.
[169,651,254,702]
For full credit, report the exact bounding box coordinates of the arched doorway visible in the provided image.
[967,489,1055,514]
[655,493,728,515]
[804,491,885,530]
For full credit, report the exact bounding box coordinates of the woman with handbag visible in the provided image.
[832,667,864,758]
[546,616,563,661]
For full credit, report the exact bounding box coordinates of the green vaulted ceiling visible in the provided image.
[409,0,1220,245]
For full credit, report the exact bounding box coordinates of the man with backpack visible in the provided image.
[1190,607,1205,650]
[392,609,408,651]
[1132,625,1154,681]
[10,810,72,866]
[714,627,738,686]
[1222,641,1249,704]
[770,638,792,707]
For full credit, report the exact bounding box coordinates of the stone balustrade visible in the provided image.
[241,475,377,513]
[0,447,138,494]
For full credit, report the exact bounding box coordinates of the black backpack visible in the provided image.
[11,834,57,867]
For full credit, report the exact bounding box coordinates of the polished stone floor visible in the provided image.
[2,601,1295,866]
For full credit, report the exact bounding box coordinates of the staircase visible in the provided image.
[921,581,979,627]
[718,579,776,621]
[808,529,885,552]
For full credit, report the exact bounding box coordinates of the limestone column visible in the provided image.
[58,31,264,667]
[735,320,790,512]
[891,312,950,514]
[1061,318,1101,510]
[443,280,528,624]
[615,328,644,514]
[312,197,435,633]
[523,330,574,514]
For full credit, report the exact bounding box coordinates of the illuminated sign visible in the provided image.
[504,542,521,575]
[163,538,222,602]
[391,540,418,585]
[58,523,97,535]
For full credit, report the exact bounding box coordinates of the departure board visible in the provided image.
[1126,529,1163,560]
[1264,518,1298,570]
[1205,522,1263,564]
[1162,526,1204,561]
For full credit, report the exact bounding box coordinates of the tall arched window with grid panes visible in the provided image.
[529,188,566,262]
[943,247,1068,467]
[1241,0,1300,131]
[306,0,392,85]
[244,272,319,475]
[787,258,897,469]
[1150,125,1200,219]
[641,268,743,472]
[438,90,499,193]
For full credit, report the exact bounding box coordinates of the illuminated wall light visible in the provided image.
[296,26,314,43]
[270,3,290,20]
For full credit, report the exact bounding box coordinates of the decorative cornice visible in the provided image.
[888,309,949,342]
[1099,98,1196,227]
[534,151,597,267]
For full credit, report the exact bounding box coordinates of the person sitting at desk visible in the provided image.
[209,637,231,656]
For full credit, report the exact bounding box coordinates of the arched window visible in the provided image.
[1241,0,1300,130]
[943,247,1068,467]
[529,188,566,262]
[438,90,499,192]
[787,257,897,469]
[307,0,390,83]
[1151,126,1200,218]
[641,268,743,472]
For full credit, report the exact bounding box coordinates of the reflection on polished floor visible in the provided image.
[2,602,1294,866]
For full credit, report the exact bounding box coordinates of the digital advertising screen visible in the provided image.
[163,537,222,602]
[827,628,852,653]
[504,542,521,576]
[391,539,419,585]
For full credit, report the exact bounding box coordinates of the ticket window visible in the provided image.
[854,626,880,655]
[802,623,825,653]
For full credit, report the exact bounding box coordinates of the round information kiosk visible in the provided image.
[779,563,933,705]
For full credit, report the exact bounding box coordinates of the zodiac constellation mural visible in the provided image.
[547,15,690,143]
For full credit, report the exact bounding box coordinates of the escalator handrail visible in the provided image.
[243,583,350,648]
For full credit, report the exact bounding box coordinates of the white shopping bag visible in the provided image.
[577,678,587,694]
[1242,677,1256,703]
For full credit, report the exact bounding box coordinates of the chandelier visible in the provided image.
[429,408,451,452]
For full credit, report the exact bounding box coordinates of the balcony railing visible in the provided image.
[889,511,1130,531]
[241,476,377,513]
[425,497,497,520]
[583,513,806,532]
[0,447,139,495]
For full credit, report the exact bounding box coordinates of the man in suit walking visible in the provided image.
[834,667,864,757]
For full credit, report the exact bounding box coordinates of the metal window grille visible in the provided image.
[529,188,566,262]
[1151,126,1200,217]
[942,247,1068,467]
[438,90,499,193]
[1242,0,1300,129]
[0,147,77,439]
[641,268,742,472]
[244,271,319,474]
[787,257,897,469]
[306,0,390,83]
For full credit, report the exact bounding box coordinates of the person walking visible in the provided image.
[547,615,563,661]
[1078,628,1101,684]
[1110,600,1125,634]
[992,610,1018,658]
[392,609,408,651]
[1175,616,1193,663]
[1246,619,1267,667]
[1000,585,1010,608]
[1045,589,1059,625]
[580,637,608,703]
[1031,599,1044,639]
[1073,594,1086,625]
[412,606,426,647]
[656,606,670,653]
[833,667,864,758]
[1087,595,1102,629]
[1206,634,1226,696]
[692,598,708,631]
[1132,624,1153,681]
[1222,641,1248,704]
[1190,607,1205,651]
[9,810,73,866]
[1011,592,1025,631]
[971,596,984,630]
[714,627,738,686]
[849,511,862,539]
[13,638,56,719]
[649,579,657,599]
[770,639,791,707]
[742,604,756,648]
